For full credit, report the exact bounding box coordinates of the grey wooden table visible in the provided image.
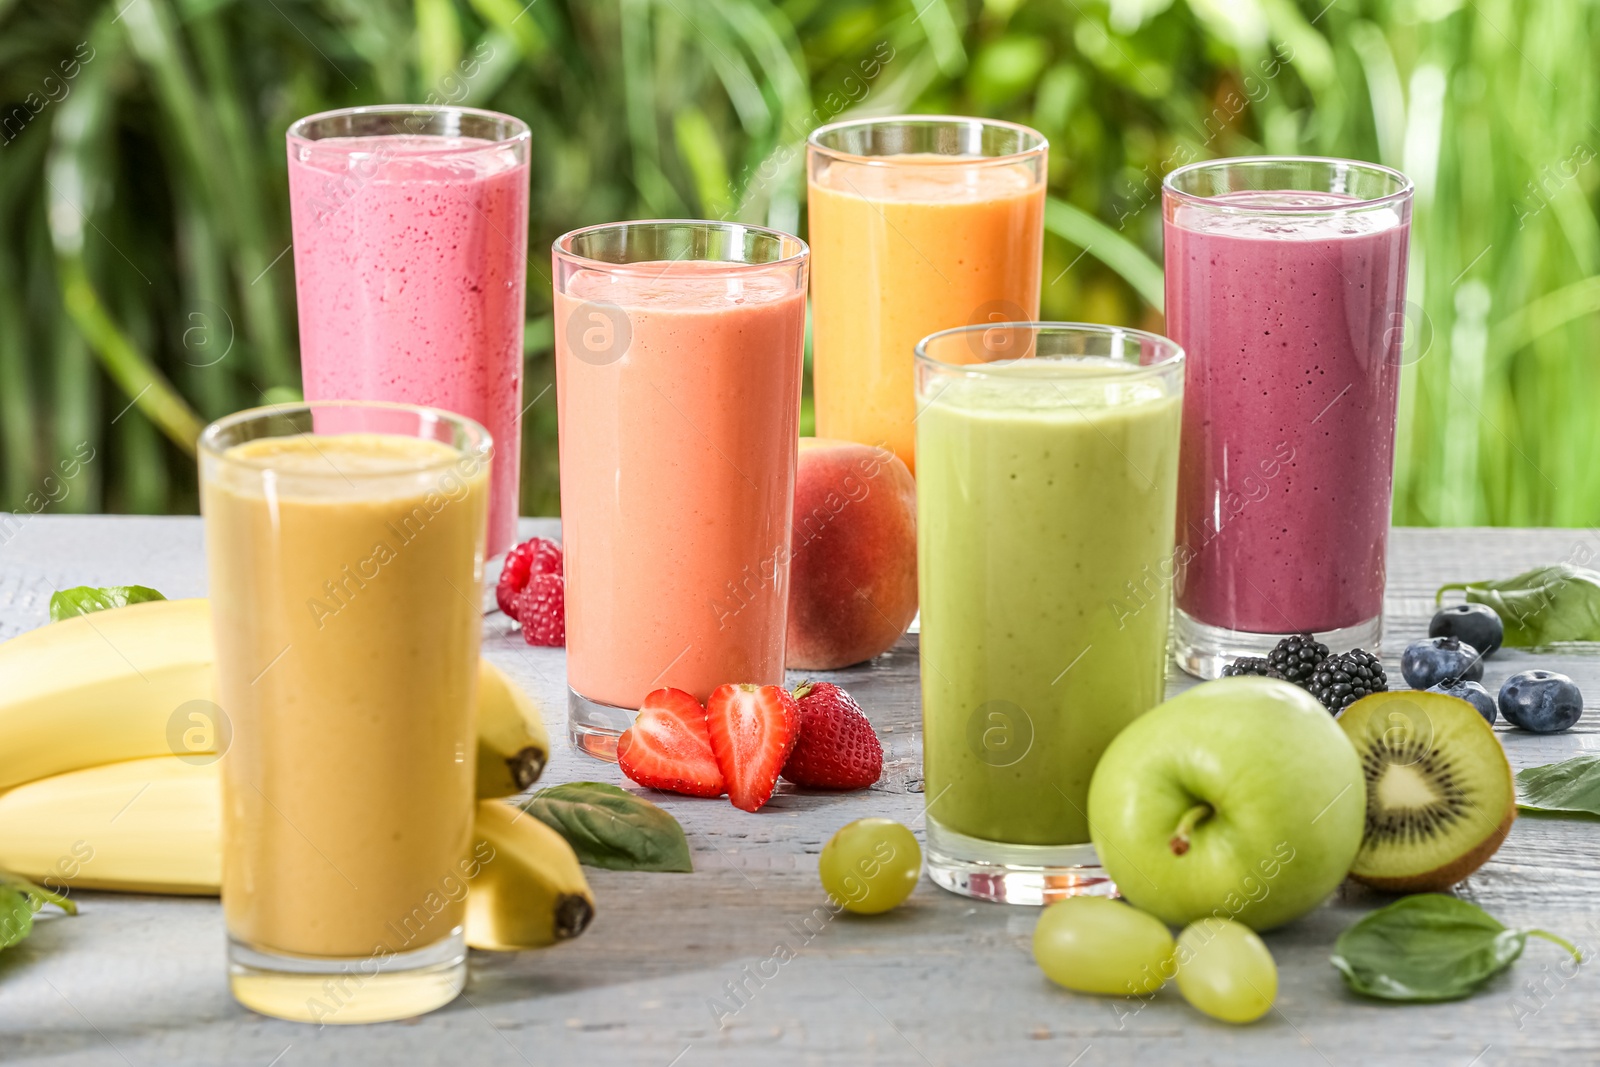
[2,517,1598,1066]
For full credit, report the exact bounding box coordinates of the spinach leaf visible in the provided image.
[0,872,76,952]
[1331,894,1579,1002]
[1517,755,1600,817]
[49,585,166,622]
[1437,564,1600,646]
[520,782,692,872]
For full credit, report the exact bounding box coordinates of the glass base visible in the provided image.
[228,928,466,1024]
[1172,608,1382,680]
[924,815,1116,905]
[567,688,637,762]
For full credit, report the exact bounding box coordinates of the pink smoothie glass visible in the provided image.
[287,106,530,558]
[553,221,808,759]
[1163,157,1413,678]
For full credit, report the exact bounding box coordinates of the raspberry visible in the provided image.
[513,572,565,646]
[496,536,562,616]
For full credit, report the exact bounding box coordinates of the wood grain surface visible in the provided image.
[1,517,1597,1066]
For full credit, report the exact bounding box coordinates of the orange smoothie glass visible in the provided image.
[807,116,1047,471]
[553,221,808,759]
[200,401,491,1024]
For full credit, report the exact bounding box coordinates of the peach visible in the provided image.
[785,438,917,670]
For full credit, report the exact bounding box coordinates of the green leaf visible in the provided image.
[1436,564,1600,646]
[1517,756,1600,817]
[520,782,693,873]
[0,871,77,952]
[1331,895,1579,1002]
[49,585,167,621]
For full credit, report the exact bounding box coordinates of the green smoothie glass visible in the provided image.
[916,323,1184,904]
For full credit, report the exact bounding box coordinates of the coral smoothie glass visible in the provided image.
[553,222,808,759]
[287,106,530,558]
[1163,157,1413,677]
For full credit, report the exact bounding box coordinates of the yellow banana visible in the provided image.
[465,798,595,950]
[0,760,594,950]
[0,599,549,797]
[475,658,551,796]
[0,756,219,894]
[0,599,213,792]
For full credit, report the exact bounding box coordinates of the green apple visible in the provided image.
[1086,676,1365,931]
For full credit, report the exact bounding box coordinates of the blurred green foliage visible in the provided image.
[0,0,1595,524]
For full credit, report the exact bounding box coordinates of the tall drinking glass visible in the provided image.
[916,324,1184,904]
[1163,158,1413,677]
[554,222,808,758]
[201,401,490,1023]
[807,116,1047,472]
[287,106,529,558]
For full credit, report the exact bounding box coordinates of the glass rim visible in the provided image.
[286,104,531,153]
[199,400,493,477]
[1162,155,1414,214]
[552,218,810,277]
[914,321,1185,380]
[806,114,1048,167]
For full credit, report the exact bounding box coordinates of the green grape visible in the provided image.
[818,819,921,914]
[1031,897,1175,996]
[1174,918,1278,1023]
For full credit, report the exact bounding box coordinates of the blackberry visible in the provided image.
[1266,632,1329,686]
[1221,656,1285,679]
[1308,648,1387,714]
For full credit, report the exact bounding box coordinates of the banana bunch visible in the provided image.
[0,759,593,948]
[0,599,592,949]
[0,597,550,797]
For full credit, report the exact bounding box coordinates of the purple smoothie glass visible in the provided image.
[1163,157,1413,678]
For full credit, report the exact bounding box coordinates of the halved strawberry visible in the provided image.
[617,688,725,798]
[705,684,800,812]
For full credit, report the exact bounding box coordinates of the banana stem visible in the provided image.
[1169,803,1213,856]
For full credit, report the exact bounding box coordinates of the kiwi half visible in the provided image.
[1338,690,1515,892]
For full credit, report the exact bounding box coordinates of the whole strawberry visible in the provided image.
[782,682,882,790]
[496,536,562,617]
[513,572,565,646]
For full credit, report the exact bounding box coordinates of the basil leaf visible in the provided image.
[49,585,167,621]
[1437,564,1600,646]
[520,782,692,872]
[0,871,77,952]
[1517,756,1600,817]
[1331,894,1579,1002]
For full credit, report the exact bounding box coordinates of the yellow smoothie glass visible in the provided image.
[806,116,1047,471]
[200,401,491,1024]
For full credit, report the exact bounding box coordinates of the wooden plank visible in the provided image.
[1,518,1598,1065]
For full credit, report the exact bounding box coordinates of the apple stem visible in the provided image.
[1168,803,1213,856]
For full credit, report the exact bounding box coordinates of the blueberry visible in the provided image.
[1498,670,1584,733]
[1429,603,1504,658]
[1400,636,1484,690]
[1426,678,1498,725]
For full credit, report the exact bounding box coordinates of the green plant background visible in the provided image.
[0,0,1593,524]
